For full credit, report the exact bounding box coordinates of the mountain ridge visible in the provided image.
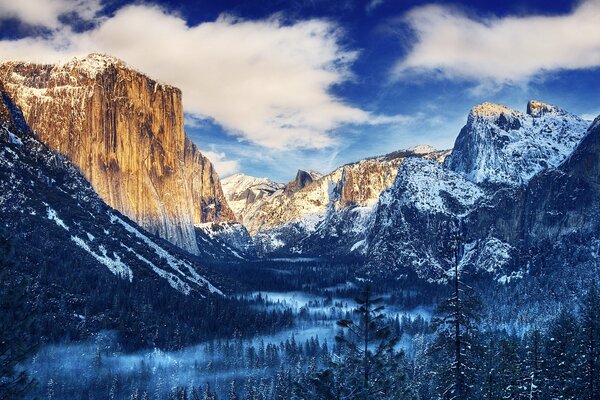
[0,53,235,255]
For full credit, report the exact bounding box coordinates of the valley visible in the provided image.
[1,52,599,399]
[24,257,436,399]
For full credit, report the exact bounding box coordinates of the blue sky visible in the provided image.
[1,0,599,182]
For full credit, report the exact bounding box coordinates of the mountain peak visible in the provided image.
[285,169,320,193]
[408,144,437,154]
[60,53,132,78]
[526,100,562,117]
[447,100,589,186]
[470,102,517,119]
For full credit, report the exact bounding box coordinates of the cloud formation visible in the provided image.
[0,4,399,150]
[0,0,101,28]
[393,0,600,85]
[199,149,240,178]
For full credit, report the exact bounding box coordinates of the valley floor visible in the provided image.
[25,257,436,399]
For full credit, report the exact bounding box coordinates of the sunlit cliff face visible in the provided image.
[0,53,235,255]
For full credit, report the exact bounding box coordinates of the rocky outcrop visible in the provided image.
[445,101,588,186]
[0,54,234,254]
[221,147,447,256]
[363,101,597,284]
[284,170,322,195]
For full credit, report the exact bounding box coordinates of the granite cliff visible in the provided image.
[0,54,234,254]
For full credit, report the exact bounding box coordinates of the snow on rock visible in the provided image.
[460,237,515,277]
[446,101,589,186]
[392,157,483,215]
[221,173,284,223]
[71,235,133,281]
[408,144,437,154]
[110,213,223,296]
[46,206,69,231]
[195,221,255,259]
[7,130,22,145]
[120,243,193,295]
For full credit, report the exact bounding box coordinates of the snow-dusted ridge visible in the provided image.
[446,100,589,186]
[0,95,223,297]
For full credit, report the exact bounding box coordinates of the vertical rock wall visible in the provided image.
[0,54,234,254]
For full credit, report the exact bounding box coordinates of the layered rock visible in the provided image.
[0,82,223,297]
[0,54,234,254]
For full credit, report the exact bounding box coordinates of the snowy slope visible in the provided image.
[365,158,487,280]
[221,147,448,256]
[445,101,588,186]
[0,83,224,297]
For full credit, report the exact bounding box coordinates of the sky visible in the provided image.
[1,0,599,182]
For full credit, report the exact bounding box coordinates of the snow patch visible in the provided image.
[120,244,192,295]
[71,236,133,281]
[110,214,222,295]
[7,131,22,146]
[408,144,436,154]
[46,206,69,231]
[394,158,483,215]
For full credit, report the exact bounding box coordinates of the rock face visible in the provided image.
[366,157,486,280]
[220,174,284,228]
[445,101,588,186]
[0,54,234,255]
[221,147,448,255]
[0,80,224,296]
[363,101,597,286]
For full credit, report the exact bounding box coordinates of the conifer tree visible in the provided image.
[0,234,38,400]
[580,283,600,400]
[430,222,481,400]
[544,308,580,400]
[308,284,413,400]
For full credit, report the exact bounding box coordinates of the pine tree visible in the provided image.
[228,380,240,400]
[580,283,600,400]
[0,234,38,400]
[310,284,413,400]
[495,336,524,399]
[544,308,581,400]
[202,383,216,400]
[430,223,481,400]
[522,329,544,400]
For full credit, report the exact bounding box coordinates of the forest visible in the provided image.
[2,226,599,400]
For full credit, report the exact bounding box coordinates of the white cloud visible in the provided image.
[366,0,385,14]
[0,0,101,28]
[200,150,240,178]
[393,0,600,85]
[0,4,403,149]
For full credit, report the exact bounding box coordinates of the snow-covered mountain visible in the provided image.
[222,147,449,256]
[365,157,485,280]
[445,100,588,186]
[0,81,224,298]
[361,101,598,286]
[0,77,243,347]
[221,173,285,227]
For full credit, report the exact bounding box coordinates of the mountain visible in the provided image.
[445,100,588,186]
[222,147,449,256]
[195,222,256,260]
[220,173,285,227]
[363,101,595,287]
[0,81,240,348]
[0,54,234,255]
[366,157,485,280]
